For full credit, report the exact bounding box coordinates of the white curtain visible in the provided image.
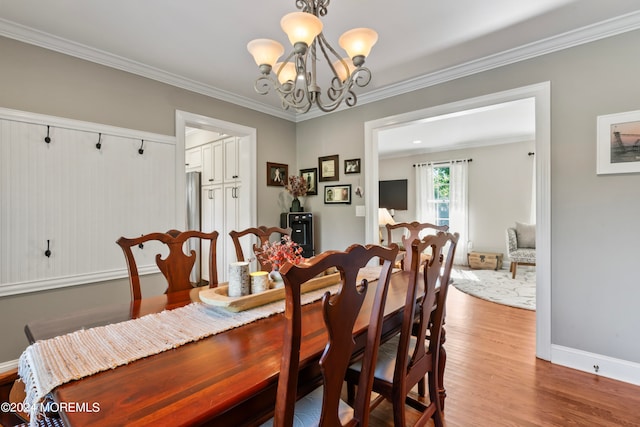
[449,160,469,266]
[415,163,435,223]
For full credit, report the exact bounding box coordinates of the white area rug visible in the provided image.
[450,267,536,310]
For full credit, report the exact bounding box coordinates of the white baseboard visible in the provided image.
[551,344,640,386]
[0,359,19,374]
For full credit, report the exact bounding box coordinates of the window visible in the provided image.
[432,166,450,227]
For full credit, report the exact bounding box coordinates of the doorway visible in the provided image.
[364,83,551,360]
[175,110,258,281]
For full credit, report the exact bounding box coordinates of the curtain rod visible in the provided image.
[412,158,472,167]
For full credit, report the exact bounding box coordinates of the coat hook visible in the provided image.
[138,140,144,155]
[45,240,52,258]
[138,235,144,249]
[528,152,535,156]
[96,133,102,150]
[44,126,51,144]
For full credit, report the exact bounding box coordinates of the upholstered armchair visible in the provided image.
[506,222,536,279]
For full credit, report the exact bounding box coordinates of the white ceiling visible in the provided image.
[1,0,639,154]
[378,98,536,158]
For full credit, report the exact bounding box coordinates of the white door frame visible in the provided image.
[175,110,257,237]
[364,82,551,360]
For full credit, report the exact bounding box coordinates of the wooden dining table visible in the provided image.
[24,270,418,426]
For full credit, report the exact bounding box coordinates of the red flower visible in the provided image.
[259,235,304,270]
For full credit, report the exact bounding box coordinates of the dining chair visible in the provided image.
[385,221,449,271]
[262,243,399,427]
[116,229,219,300]
[229,226,291,271]
[13,416,66,427]
[346,231,459,427]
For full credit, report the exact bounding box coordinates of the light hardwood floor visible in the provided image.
[368,285,640,426]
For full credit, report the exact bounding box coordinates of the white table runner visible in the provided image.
[18,266,388,425]
[18,283,345,426]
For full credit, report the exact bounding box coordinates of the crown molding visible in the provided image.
[2,11,640,123]
[297,10,640,121]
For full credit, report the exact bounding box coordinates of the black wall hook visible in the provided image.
[528,152,535,156]
[138,140,144,155]
[138,235,144,249]
[45,240,51,258]
[44,126,51,144]
[96,133,102,150]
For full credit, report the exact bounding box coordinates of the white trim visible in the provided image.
[2,12,640,122]
[0,359,19,374]
[365,82,552,360]
[552,344,640,386]
[0,266,158,298]
[0,107,174,144]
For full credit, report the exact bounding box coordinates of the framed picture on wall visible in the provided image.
[597,110,640,175]
[324,184,351,204]
[318,155,339,181]
[344,158,361,174]
[300,167,318,195]
[266,162,288,186]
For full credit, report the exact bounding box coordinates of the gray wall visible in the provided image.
[0,36,296,361]
[380,140,535,257]
[296,29,640,365]
[2,27,640,370]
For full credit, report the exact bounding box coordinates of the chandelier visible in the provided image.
[247,0,378,113]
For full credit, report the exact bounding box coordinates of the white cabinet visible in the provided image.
[223,137,240,181]
[199,136,251,283]
[202,142,223,185]
[185,146,202,172]
[201,185,223,283]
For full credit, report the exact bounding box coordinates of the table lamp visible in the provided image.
[378,208,396,245]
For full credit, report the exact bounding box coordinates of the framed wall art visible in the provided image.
[324,184,351,204]
[344,158,361,174]
[597,110,640,175]
[318,154,339,182]
[300,167,318,195]
[266,162,288,186]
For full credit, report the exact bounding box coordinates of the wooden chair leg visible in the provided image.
[347,381,356,404]
[438,328,447,410]
[511,261,517,279]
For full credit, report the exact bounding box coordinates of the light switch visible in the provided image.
[355,205,366,217]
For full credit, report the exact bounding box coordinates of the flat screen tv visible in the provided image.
[379,179,408,210]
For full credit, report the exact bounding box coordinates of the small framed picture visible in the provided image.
[266,162,288,186]
[597,110,640,175]
[319,155,339,182]
[344,158,361,174]
[324,184,351,204]
[300,167,318,195]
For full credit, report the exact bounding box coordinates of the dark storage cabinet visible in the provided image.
[280,212,314,258]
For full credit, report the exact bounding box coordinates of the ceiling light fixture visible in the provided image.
[247,0,378,114]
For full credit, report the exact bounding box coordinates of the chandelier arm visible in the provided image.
[316,32,343,80]
[352,67,372,88]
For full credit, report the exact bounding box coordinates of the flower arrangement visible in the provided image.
[284,175,308,198]
[259,235,304,270]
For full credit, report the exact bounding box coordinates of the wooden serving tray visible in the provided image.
[199,271,341,312]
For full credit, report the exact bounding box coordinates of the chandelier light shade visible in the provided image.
[247,39,285,74]
[247,0,377,113]
[275,62,297,84]
[280,12,323,48]
[339,28,379,65]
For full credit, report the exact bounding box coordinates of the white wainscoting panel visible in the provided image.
[0,108,177,296]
